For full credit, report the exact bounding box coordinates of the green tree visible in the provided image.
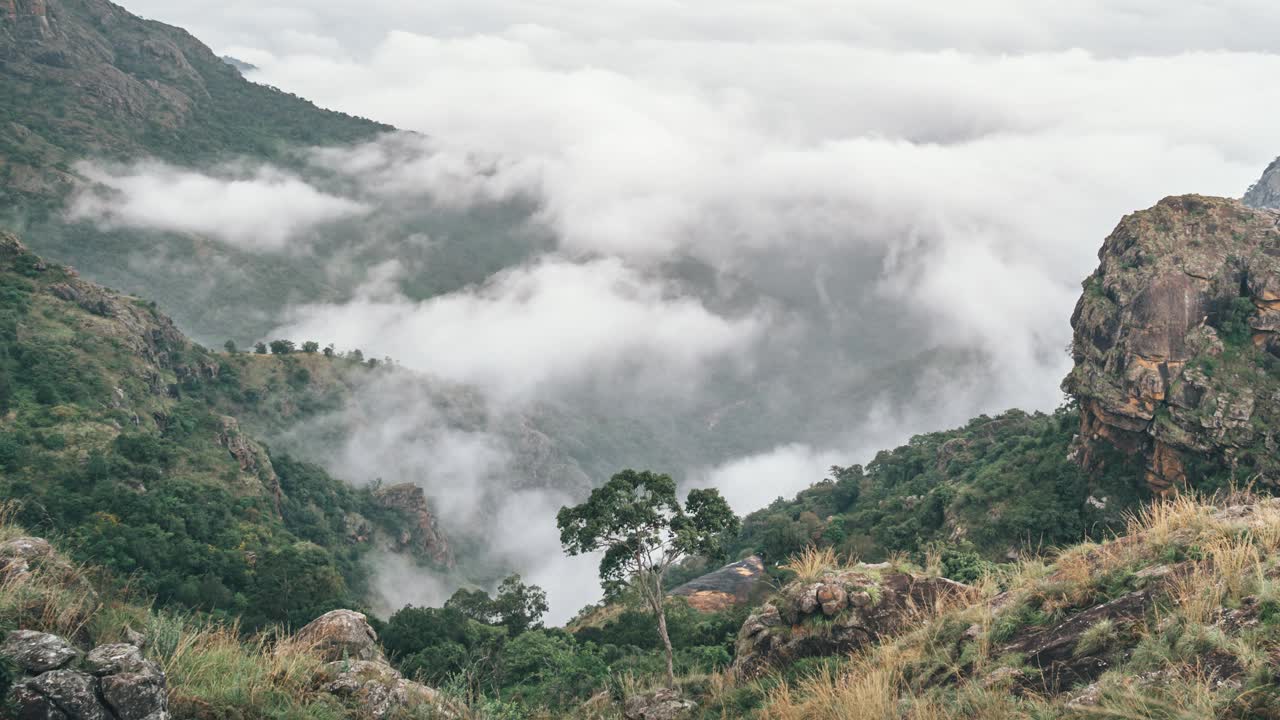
[445,587,498,624]
[302,341,320,353]
[223,339,238,354]
[269,339,296,355]
[557,469,738,687]
[322,344,335,357]
[493,574,549,635]
[254,342,268,354]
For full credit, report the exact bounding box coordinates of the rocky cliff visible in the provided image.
[1245,157,1280,210]
[1064,195,1280,492]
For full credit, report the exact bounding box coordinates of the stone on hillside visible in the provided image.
[100,666,168,720]
[669,556,765,612]
[1,630,78,673]
[14,669,108,720]
[85,643,150,676]
[292,610,384,663]
[322,659,445,720]
[732,569,973,679]
[622,688,697,720]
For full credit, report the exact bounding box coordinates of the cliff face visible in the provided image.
[1064,195,1280,492]
[1245,157,1280,210]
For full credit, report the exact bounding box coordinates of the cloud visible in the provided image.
[68,160,370,251]
[271,255,765,403]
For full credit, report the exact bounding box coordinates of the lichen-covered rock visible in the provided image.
[1064,195,1280,492]
[292,610,384,663]
[731,569,972,679]
[84,643,150,676]
[322,659,445,720]
[14,669,108,720]
[99,665,168,720]
[622,688,697,720]
[1,630,78,673]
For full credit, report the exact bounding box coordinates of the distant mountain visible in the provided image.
[1245,156,1280,209]
[221,54,257,74]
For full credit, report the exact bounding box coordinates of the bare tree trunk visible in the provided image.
[652,579,676,688]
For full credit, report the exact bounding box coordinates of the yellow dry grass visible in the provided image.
[781,545,842,582]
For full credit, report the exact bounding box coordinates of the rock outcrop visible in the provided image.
[2,632,168,720]
[622,688,697,720]
[1245,157,1280,210]
[372,483,454,568]
[290,609,453,720]
[1063,196,1280,492]
[290,609,385,664]
[732,567,973,679]
[670,556,766,612]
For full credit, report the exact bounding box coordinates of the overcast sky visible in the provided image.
[100,0,1280,620]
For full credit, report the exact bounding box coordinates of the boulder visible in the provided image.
[322,659,444,720]
[1,630,78,673]
[622,688,697,720]
[13,669,108,720]
[84,643,149,675]
[669,556,766,612]
[100,667,168,720]
[732,569,973,679]
[292,610,384,663]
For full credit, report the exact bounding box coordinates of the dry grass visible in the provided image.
[1123,493,1212,548]
[781,545,842,582]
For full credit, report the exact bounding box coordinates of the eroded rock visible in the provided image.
[292,610,384,663]
[732,569,973,679]
[622,688,697,720]
[1064,195,1280,491]
[2,630,79,673]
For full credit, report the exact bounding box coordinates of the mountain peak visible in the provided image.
[1245,156,1280,210]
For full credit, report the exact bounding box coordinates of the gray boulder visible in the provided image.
[2,630,78,673]
[13,669,108,720]
[623,688,697,720]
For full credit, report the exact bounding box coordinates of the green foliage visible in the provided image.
[731,407,1147,566]
[443,575,549,636]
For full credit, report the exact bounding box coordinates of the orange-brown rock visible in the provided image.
[669,556,765,612]
[1063,195,1280,492]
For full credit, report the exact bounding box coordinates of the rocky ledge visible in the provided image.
[732,566,972,679]
[1064,195,1280,492]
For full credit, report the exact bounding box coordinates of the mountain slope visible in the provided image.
[0,230,446,628]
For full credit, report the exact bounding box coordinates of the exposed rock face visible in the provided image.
[670,556,766,612]
[622,688,697,720]
[291,609,385,663]
[1245,157,1280,210]
[373,483,454,568]
[3,636,168,720]
[291,609,453,719]
[1063,196,1280,492]
[731,568,973,679]
[217,416,282,511]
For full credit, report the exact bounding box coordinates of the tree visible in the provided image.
[322,344,335,358]
[254,342,267,355]
[493,574,549,635]
[445,587,498,624]
[302,341,320,354]
[224,340,238,354]
[269,339,296,355]
[557,469,738,687]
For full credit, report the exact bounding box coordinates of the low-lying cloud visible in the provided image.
[68,160,369,251]
[272,256,765,404]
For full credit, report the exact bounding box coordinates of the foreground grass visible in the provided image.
[745,489,1280,720]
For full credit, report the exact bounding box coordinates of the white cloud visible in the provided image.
[272,256,765,403]
[68,160,369,251]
